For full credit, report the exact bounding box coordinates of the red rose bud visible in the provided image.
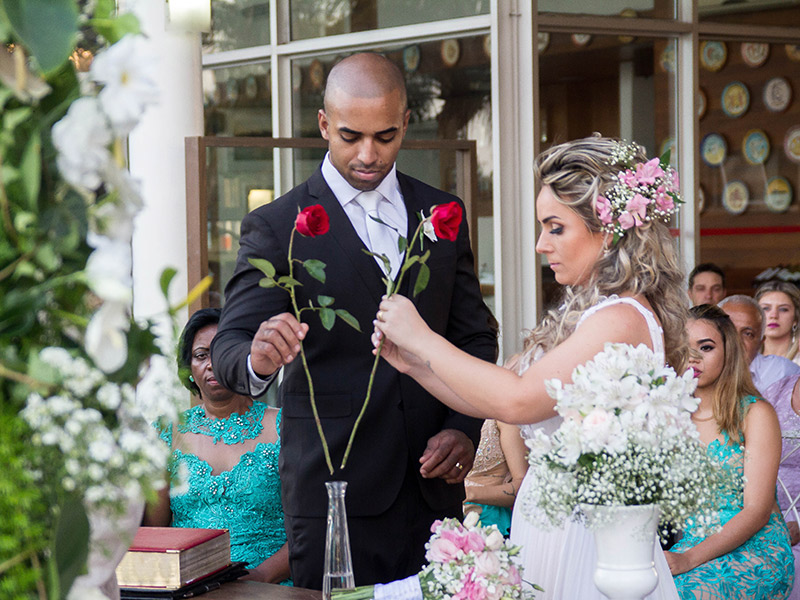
[295,204,330,237]
[430,201,462,242]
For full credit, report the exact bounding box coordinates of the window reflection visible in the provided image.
[289,0,489,41]
[203,64,272,137]
[537,0,676,19]
[205,0,270,53]
[698,0,800,25]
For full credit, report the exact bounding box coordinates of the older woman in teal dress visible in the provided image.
[665,305,793,599]
[145,308,290,584]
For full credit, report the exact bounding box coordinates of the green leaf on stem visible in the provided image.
[3,0,79,75]
[19,131,40,211]
[278,275,302,287]
[248,257,276,278]
[3,107,32,132]
[159,267,178,300]
[90,13,141,45]
[258,277,276,289]
[397,236,408,254]
[413,263,430,296]
[417,249,431,264]
[335,309,361,332]
[303,259,326,283]
[317,295,334,307]
[51,495,89,598]
[318,307,335,330]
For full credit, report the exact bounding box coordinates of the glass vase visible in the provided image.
[322,481,355,600]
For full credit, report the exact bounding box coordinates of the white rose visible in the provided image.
[52,96,112,190]
[463,510,480,529]
[91,34,159,135]
[484,528,504,551]
[85,301,130,373]
[474,550,501,576]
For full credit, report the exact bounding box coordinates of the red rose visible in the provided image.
[295,205,330,237]
[430,201,462,242]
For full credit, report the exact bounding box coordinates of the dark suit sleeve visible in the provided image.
[438,200,498,446]
[210,207,292,397]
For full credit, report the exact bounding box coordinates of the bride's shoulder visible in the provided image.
[578,297,656,336]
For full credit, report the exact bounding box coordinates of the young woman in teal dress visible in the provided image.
[665,304,793,599]
[145,308,291,585]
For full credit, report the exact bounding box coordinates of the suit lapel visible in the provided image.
[307,169,388,301]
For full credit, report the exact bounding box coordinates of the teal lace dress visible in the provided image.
[672,396,794,600]
[159,403,290,584]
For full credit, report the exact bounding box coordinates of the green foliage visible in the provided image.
[1,0,79,74]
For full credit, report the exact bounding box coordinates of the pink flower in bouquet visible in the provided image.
[474,550,501,576]
[295,204,330,237]
[427,536,461,563]
[452,569,488,600]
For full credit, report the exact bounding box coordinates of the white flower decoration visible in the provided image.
[52,96,112,190]
[85,300,130,373]
[91,34,159,135]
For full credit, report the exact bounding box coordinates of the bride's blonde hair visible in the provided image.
[523,135,689,371]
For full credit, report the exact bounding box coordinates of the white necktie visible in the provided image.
[356,190,401,279]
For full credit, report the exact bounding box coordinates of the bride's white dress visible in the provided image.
[509,296,679,600]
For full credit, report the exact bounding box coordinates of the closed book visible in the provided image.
[116,527,231,590]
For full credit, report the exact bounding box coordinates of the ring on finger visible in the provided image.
[377,310,384,321]
[455,462,464,471]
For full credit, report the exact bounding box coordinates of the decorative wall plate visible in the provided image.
[697,184,706,214]
[765,176,793,213]
[537,32,550,54]
[722,181,749,215]
[787,44,800,62]
[441,39,460,66]
[721,81,749,118]
[742,129,770,165]
[700,41,727,71]
[764,77,792,113]
[785,126,800,164]
[403,45,420,73]
[698,87,707,119]
[309,59,324,90]
[659,41,676,73]
[571,33,592,47]
[226,79,238,103]
[701,133,727,166]
[741,42,769,67]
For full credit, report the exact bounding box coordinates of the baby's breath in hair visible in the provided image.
[597,140,683,244]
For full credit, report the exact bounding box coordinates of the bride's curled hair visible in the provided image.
[524,135,689,371]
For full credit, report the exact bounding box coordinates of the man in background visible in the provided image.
[688,263,727,306]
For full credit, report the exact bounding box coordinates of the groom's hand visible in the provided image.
[419,429,474,484]
[251,313,309,377]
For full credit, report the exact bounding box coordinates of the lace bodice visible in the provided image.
[159,407,287,572]
[518,296,664,440]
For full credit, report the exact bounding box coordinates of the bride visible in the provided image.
[372,135,688,599]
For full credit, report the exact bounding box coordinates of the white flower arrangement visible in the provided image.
[521,342,728,540]
[21,347,182,512]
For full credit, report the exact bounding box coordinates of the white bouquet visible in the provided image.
[521,342,727,540]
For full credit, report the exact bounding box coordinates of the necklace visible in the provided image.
[692,412,715,422]
[179,401,265,444]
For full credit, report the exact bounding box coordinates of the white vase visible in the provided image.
[582,503,661,600]
[67,495,145,600]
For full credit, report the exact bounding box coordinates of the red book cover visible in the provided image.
[128,527,228,553]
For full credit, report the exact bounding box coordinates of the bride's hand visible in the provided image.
[372,295,429,373]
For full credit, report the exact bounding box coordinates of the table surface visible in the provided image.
[203,580,322,600]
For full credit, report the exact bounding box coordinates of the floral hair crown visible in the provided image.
[596,140,683,244]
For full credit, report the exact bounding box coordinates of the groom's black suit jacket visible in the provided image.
[211,166,497,519]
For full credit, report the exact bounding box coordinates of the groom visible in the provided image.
[211,53,497,588]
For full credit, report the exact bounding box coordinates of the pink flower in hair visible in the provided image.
[619,169,637,187]
[596,196,614,225]
[618,211,636,230]
[655,186,675,212]
[634,157,664,185]
[625,193,650,225]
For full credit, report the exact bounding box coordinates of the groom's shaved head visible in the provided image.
[323,53,407,112]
